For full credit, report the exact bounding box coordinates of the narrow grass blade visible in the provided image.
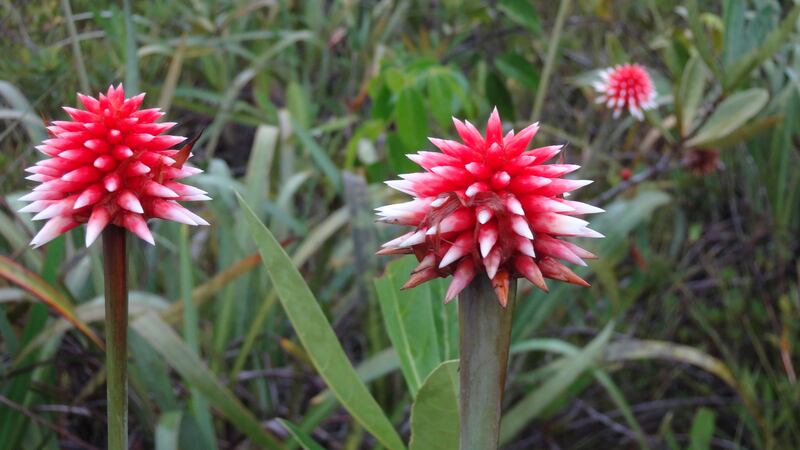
[500,322,615,444]
[155,411,183,450]
[122,0,139,92]
[0,255,103,349]
[278,419,326,450]
[131,312,284,450]
[237,193,406,450]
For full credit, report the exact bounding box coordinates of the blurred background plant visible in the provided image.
[1,0,799,449]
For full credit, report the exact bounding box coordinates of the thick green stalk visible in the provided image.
[458,277,517,450]
[103,225,128,450]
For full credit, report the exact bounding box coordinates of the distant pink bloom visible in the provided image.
[593,64,656,121]
[20,84,210,248]
[377,109,603,306]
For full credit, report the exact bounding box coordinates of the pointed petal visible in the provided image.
[117,190,144,213]
[478,222,498,258]
[31,216,79,248]
[438,231,472,268]
[445,258,476,302]
[85,206,111,247]
[513,256,548,292]
[538,257,590,286]
[491,270,510,307]
[122,213,154,245]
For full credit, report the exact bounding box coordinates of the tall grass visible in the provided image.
[1,1,799,449]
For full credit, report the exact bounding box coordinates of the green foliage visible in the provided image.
[408,361,460,450]
[1,0,799,449]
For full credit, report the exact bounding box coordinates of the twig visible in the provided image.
[0,395,100,450]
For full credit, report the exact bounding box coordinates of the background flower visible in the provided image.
[593,63,656,120]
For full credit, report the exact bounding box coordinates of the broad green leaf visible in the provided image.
[409,361,460,450]
[278,419,326,450]
[500,322,614,444]
[237,194,406,450]
[395,86,429,151]
[131,313,284,450]
[495,52,539,91]
[677,55,708,136]
[498,0,541,34]
[691,115,781,149]
[723,4,800,91]
[427,74,454,129]
[485,71,515,120]
[686,89,769,147]
[0,255,103,350]
[689,408,715,450]
[155,411,182,450]
[374,256,442,396]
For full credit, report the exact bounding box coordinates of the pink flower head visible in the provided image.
[593,64,656,121]
[377,109,603,306]
[20,84,210,248]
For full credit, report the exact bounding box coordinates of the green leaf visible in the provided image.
[427,75,454,129]
[237,194,406,450]
[395,87,429,151]
[686,88,769,147]
[691,115,781,149]
[278,419,326,450]
[245,125,279,214]
[590,189,671,260]
[498,0,541,34]
[689,408,715,450]
[500,322,615,444]
[408,361,460,450]
[131,313,284,450]
[485,71,515,120]
[155,411,182,450]
[686,0,722,81]
[721,0,746,69]
[677,55,708,136]
[495,52,539,91]
[374,256,442,396]
[723,4,800,91]
[287,81,311,129]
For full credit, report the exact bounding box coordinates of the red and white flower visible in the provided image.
[377,109,603,306]
[20,84,210,248]
[593,63,656,121]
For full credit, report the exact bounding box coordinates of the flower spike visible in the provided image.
[21,85,210,247]
[378,108,602,305]
[593,63,656,121]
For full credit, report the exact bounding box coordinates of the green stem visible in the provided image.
[531,0,571,122]
[458,277,517,450]
[103,225,128,450]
